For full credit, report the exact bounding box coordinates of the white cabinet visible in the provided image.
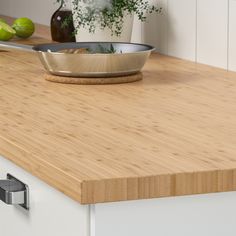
[197,0,228,69]
[94,192,236,236]
[0,155,89,236]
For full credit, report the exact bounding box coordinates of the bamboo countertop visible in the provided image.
[0,38,236,204]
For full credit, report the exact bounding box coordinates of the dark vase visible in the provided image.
[50,0,76,42]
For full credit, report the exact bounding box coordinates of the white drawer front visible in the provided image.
[94,191,236,236]
[0,155,89,236]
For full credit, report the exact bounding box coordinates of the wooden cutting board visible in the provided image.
[0,37,236,204]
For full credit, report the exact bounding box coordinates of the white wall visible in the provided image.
[197,0,228,69]
[0,0,55,26]
[229,0,236,71]
[0,0,236,71]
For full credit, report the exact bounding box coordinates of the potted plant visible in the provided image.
[71,0,162,42]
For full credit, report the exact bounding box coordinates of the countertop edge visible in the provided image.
[80,169,236,204]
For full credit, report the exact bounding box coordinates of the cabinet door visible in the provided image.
[0,155,89,236]
[93,192,236,236]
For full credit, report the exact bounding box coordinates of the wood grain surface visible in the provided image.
[0,38,236,204]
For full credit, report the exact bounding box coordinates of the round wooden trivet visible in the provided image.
[44,73,142,85]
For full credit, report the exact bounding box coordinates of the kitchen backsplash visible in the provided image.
[0,0,235,72]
